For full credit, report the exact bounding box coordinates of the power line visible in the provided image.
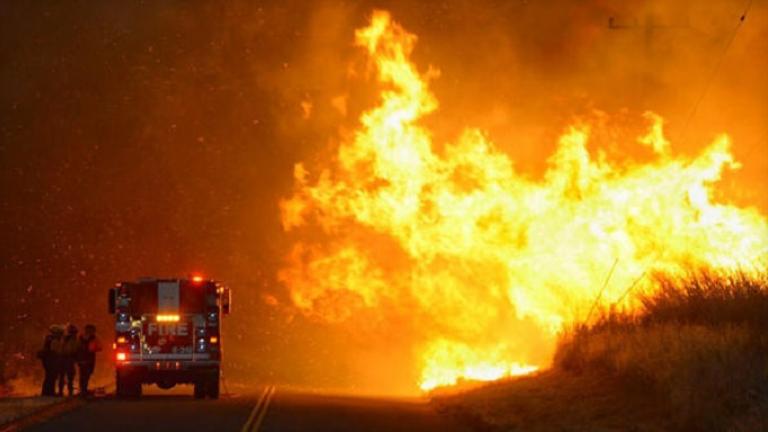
[613,269,648,307]
[679,0,754,142]
[585,258,618,323]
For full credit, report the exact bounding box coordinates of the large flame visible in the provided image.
[279,11,768,392]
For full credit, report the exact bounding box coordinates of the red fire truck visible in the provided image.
[107,276,231,398]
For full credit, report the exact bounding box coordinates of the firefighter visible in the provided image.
[76,324,102,397]
[37,325,64,396]
[58,324,79,396]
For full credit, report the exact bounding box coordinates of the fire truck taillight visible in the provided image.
[156,314,180,322]
[209,336,218,344]
[116,352,127,362]
[116,336,127,344]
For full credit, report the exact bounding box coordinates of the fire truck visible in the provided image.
[107,276,231,399]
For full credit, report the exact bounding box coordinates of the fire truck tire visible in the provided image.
[116,373,141,398]
[207,376,220,399]
[116,378,128,398]
[194,380,206,399]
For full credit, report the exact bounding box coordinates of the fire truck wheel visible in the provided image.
[116,377,128,398]
[116,373,141,398]
[193,380,206,399]
[207,376,220,399]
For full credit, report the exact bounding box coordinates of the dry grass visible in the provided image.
[555,271,768,431]
[438,270,768,431]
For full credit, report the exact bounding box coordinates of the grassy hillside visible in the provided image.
[435,270,768,431]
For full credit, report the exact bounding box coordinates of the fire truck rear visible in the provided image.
[107,276,231,398]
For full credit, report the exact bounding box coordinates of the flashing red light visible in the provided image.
[116,352,127,362]
[191,275,204,284]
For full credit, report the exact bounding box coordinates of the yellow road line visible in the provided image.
[240,386,271,432]
[251,385,276,432]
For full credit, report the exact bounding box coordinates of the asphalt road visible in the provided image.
[23,386,471,432]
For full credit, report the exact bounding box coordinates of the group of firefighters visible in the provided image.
[38,323,102,397]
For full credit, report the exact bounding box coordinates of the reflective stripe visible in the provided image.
[128,353,210,360]
[118,360,219,368]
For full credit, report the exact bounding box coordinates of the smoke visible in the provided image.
[271,0,767,213]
